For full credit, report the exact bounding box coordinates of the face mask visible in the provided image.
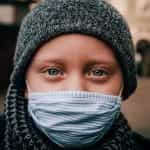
[28,90,121,148]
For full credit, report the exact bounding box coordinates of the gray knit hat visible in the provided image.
[10,0,137,100]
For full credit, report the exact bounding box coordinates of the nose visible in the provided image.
[65,72,88,91]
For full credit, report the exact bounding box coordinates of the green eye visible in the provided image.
[88,69,108,76]
[47,68,63,76]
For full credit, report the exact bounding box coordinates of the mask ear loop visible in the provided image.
[25,80,32,97]
[119,85,124,97]
[26,80,31,92]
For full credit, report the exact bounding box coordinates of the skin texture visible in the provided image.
[25,34,123,96]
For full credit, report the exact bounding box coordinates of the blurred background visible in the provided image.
[0,0,150,138]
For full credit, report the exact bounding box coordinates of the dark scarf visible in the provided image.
[4,83,134,150]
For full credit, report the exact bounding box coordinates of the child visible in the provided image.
[0,0,149,149]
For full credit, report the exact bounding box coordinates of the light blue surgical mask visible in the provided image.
[28,90,121,148]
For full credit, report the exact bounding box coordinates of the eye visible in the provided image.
[47,67,63,76]
[87,68,109,77]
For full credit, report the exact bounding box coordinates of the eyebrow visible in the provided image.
[84,60,117,70]
[35,57,117,68]
[42,58,66,64]
[85,60,114,65]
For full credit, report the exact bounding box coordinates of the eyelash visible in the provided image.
[87,69,109,77]
[47,67,63,76]
[44,67,109,79]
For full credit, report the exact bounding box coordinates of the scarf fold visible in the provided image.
[4,83,134,150]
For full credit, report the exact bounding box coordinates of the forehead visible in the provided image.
[32,33,118,65]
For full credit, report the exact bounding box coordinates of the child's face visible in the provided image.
[25,34,123,96]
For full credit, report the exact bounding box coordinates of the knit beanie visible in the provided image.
[10,0,137,100]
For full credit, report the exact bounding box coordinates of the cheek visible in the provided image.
[25,69,65,92]
[87,71,123,96]
[107,71,123,95]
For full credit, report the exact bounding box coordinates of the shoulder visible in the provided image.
[132,131,150,150]
[0,112,5,148]
[0,112,5,132]
[0,112,5,126]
